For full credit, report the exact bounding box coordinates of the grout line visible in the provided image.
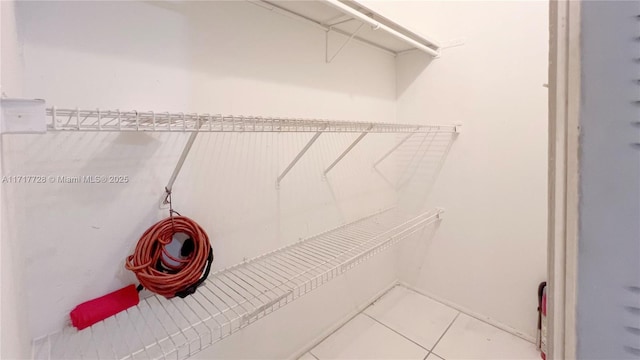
[428,311,460,356]
[307,350,320,360]
[367,283,403,308]
[398,282,536,344]
[296,283,402,358]
[362,312,431,352]
[422,351,431,360]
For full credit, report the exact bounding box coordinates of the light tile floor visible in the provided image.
[300,285,540,360]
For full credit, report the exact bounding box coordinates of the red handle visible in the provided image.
[70,284,140,330]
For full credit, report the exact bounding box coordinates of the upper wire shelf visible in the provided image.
[46,108,456,134]
[32,207,443,360]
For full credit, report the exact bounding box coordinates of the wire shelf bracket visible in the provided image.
[32,207,444,360]
[276,130,324,189]
[161,119,204,208]
[326,22,366,63]
[323,128,371,177]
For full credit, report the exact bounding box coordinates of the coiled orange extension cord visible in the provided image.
[125,216,211,298]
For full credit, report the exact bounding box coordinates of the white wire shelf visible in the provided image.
[251,0,442,58]
[46,108,456,134]
[32,207,443,360]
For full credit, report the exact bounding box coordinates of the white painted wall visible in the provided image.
[0,1,32,358]
[1,1,403,353]
[361,0,549,339]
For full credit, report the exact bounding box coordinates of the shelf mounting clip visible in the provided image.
[0,98,47,134]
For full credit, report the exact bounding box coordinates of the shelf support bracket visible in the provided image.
[372,132,416,169]
[161,120,202,207]
[326,22,366,63]
[323,128,371,176]
[276,130,324,189]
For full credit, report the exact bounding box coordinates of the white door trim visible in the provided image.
[547,1,580,359]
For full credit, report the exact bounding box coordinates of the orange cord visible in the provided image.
[125,216,210,298]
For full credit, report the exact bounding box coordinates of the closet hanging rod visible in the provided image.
[323,0,441,57]
[45,108,457,134]
[252,0,397,57]
[251,0,441,58]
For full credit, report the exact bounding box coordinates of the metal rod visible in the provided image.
[324,15,355,27]
[250,0,396,56]
[323,0,441,56]
[141,298,180,358]
[276,131,323,187]
[51,106,57,130]
[373,132,416,168]
[162,131,199,205]
[130,305,167,359]
[323,131,369,175]
[326,22,366,63]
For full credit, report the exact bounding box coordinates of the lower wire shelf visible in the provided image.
[32,207,443,360]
